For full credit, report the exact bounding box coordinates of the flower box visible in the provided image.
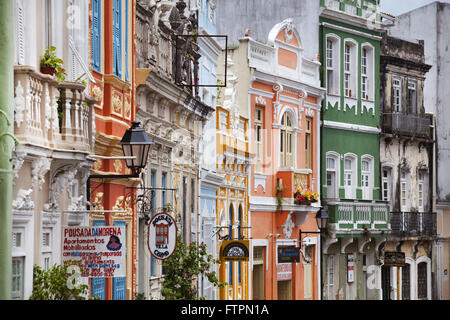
[294,186,319,206]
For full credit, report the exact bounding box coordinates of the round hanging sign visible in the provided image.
[148,212,178,260]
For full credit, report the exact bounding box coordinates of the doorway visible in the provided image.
[277,280,292,300]
[381,265,391,300]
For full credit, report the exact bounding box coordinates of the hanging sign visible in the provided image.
[220,240,249,261]
[148,212,178,260]
[384,252,406,267]
[347,253,355,283]
[62,226,126,278]
[277,246,301,263]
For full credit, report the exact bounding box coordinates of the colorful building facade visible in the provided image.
[380,32,435,300]
[319,0,390,300]
[88,0,138,300]
[219,19,324,300]
[215,55,251,300]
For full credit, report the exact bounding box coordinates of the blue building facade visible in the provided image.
[194,0,224,300]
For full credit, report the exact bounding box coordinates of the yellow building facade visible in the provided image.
[215,57,251,300]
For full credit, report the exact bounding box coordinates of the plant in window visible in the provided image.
[40,46,67,83]
[294,186,319,205]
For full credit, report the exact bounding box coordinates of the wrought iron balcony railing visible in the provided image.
[390,212,437,237]
[382,113,433,138]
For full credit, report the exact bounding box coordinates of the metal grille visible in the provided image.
[402,264,410,300]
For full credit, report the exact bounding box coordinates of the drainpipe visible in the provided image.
[0,0,19,300]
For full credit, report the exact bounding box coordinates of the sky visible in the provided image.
[380,0,450,16]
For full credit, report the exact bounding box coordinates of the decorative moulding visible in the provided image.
[254,173,267,192]
[13,189,34,211]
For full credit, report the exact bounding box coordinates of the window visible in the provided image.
[11,257,24,300]
[361,157,373,200]
[113,0,122,78]
[344,155,356,199]
[382,168,391,202]
[361,48,368,100]
[344,41,356,98]
[305,117,312,169]
[393,78,402,112]
[92,0,101,71]
[326,156,337,198]
[361,45,374,101]
[400,171,408,211]
[162,172,167,208]
[326,255,335,300]
[418,171,424,212]
[255,107,264,173]
[407,81,417,114]
[42,229,52,270]
[326,36,340,95]
[183,177,187,243]
[280,112,294,167]
[191,179,195,215]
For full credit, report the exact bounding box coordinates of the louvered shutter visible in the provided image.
[113,0,122,78]
[92,0,101,71]
[91,220,106,299]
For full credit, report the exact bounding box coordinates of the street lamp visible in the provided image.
[118,121,153,175]
[86,121,153,209]
[315,207,329,232]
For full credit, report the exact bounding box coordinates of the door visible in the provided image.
[327,171,336,198]
[252,247,264,300]
[277,280,292,300]
[402,264,411,300]
[417,262,428,300]
[381,265,391,300]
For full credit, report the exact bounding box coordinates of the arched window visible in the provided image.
[280,112,294,167]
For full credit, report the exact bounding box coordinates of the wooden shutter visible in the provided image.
[91,220,106,300]
[92,0,101,71]
[113,0,122,78]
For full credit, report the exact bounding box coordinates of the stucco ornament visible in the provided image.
[281,212,296,239]
[13,189,34,210]
[284,18,295,43]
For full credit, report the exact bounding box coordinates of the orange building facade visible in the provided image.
[245,20,326,300]
[88,0,137,300]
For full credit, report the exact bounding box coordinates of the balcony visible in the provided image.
[390,212,437,238]
[382,113,433,139]
[14,66,95,154]
[327,201,390,235]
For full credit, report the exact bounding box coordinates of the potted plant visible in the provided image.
[294,186,319,206]
[40,46,67,82]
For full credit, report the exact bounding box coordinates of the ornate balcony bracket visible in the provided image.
[340,237,353,254]
[322,237,338,254]
[358,237,371,254]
